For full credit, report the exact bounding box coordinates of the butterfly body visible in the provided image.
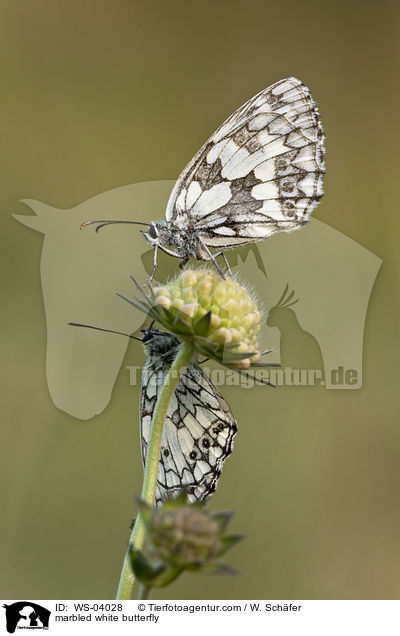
[139,329,237,506]
[142,77,325,271]
[142,220,210,262]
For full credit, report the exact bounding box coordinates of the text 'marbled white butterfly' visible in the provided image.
[82,77,325,280]
[69,322,237,506]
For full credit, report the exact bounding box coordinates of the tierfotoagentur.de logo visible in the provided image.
[2,602,51,633]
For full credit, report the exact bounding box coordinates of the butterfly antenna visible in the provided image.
[80,220,150,233]
[260,349,273,356]
[140,320,156,334]
[68,322,142,341]
[239,370,275,388]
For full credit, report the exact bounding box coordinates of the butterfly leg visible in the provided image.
[197,239,227,279]
[143,245,159,287]
[179,256,189,269]
[160,348,177,359]
[212,250,233,278]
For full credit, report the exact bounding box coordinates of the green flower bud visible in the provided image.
[130,496,243,588]
[149,268,263,370]
[171,297,185,309]
[230,328,242,343]
[179,303,200,320]
[149,505,222,567]
[209,313,221,330]
[213,282,228,304]
[154,295,171,309]
[210,327,233,345]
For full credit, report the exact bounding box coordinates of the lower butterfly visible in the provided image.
[82,77,325,280]
[140,328,237,506]
[69,321,237,506]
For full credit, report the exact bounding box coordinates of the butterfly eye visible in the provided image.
[142,330,153,343]
[189,450,197,460]
[148,224,158,239]
[202,438,211,449]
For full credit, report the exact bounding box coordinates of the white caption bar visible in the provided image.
[1,600,399,636]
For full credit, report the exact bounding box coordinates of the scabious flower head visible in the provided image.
[129,268,263,370]
[149,504,222,567]
[130,495,243,587]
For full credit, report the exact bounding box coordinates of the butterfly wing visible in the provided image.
[140,336,237,507]
[165,77,325,247]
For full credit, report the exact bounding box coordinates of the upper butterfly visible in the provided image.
[83,77,325,277]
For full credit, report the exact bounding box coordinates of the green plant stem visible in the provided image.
[116,341,195,600]
[137,583,152,600]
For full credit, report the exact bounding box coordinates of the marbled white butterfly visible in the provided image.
[83,77,325,280]
[140,328,237,506]
[69,322,237,506]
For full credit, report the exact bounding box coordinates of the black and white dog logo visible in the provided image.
[2,602,50,633]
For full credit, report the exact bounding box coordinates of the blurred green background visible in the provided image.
[1,0,399,600]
